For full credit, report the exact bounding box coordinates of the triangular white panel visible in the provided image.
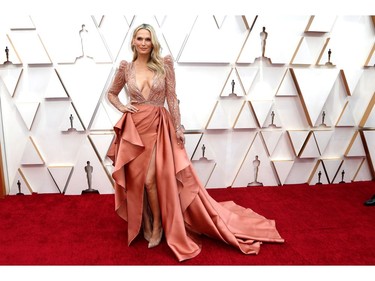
[276,69,298,97]
[10,169,33,195]
[313,130,334,155]
[345,132,366,157]
[299,133,320,158]
[32,15,111,63]
[177,64,229,130]
[47,165,74,193]
[21,166,61,194]
[336,102,356,127]
[159,15,197,60]
[237,19,264,62]
[191,160,216,187]
[238,15,310,64]
[197,144,214,161]
[60,103,85,132]
[233,101,258,129]
[184,133,203,160]
[206,101,228,129]
[314,109,333,128]
[57,61,113,129]
[270,132,296,160]
[44,69,68,99]
[353,158,372,182]
[292,37,315,65]
[179,16,248,63]
[232,133,277,187]
[95,15,131,61]
[236,66,258,94]
[317,73,349,127]
[221,68,245,97]
[309,161,330,185]
[306,36,328,64]
[285,158,316,185]
[191,136,216,161]
[273,160,294,185]
[274,96,310,129]
[0,35,22,64]
[202,130,257,188]
[206,100,243,129]
[323,127,357,158]
[293,68,340,125]
[9,30,51,64]
[90,103,114,131]
[287,130,310,156]
[321,159,342,183]
[331,158,361,184]
[307,16,336,32]
[64,137,114,195]
[319,43,336,66]
[251,100,273,128]
[88,133,114,162]
[20,136,45,165]
[16,102,40,130]
[263,108,282,128]
[339,69,363,96]
[0,67,23,96]
[316,48,335,67]
[248,67,286,101]
[323,16,373,72]
[260,130,283,156]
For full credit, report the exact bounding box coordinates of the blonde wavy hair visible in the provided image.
[131,23,165,76]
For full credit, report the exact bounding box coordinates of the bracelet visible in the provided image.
[175,125,182,132]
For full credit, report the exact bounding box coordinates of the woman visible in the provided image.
[107,23,284,261]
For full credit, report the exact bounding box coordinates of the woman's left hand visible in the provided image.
[176,129,185,147]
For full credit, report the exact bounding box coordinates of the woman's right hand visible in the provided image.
[122,102,139,113]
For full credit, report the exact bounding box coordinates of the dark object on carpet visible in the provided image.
[364,194,375,206]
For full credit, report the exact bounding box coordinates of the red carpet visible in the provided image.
[0,181,375,265]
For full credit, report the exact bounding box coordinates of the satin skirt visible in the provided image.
[107,104,284,261]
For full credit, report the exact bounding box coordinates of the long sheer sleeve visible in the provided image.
[164,55,182,131]
[107,60,128,113]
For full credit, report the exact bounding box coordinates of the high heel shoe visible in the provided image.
[148,229,163,248]
[143,229,152,242]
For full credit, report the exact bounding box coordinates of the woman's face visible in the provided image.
[133,29,153,56]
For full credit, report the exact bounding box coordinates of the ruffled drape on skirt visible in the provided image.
[107,104,284,262]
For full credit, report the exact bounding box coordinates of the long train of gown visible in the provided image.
[107,103,284,262]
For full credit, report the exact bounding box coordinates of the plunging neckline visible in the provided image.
[131,62,156,101]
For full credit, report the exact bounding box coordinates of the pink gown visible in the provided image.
[107,55,284,262]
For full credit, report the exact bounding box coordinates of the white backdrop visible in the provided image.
[0,14,374,195]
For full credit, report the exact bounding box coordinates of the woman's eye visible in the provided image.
[136,37,151,42]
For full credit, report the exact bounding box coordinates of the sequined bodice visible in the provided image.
[107,55,181,129]
[126,62,165,106]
